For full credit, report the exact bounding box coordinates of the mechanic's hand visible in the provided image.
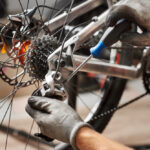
[25,96,90,150]
[106,0,150,46]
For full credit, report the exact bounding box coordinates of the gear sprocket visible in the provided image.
[25,35,59,80]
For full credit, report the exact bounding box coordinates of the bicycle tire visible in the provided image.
[0,1,134,150]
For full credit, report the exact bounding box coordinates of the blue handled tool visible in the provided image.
[90,20,130,57]
[65,20,131,82]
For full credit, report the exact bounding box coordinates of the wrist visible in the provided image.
[70,123,91,150]
[75,127,94,150]
[76,127,134,150]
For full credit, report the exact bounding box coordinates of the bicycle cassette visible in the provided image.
[25,35,59,80]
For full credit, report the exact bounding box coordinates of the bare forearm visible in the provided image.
[76,127,134,150]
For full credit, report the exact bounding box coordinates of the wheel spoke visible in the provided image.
[24,120,35,150]
[0,1,130,149]
[58,0,75,42]
[4,95,13,150]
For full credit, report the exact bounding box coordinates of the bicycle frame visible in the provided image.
[44,0,147,80]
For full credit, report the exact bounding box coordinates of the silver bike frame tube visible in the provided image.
[44,0,104,32]
[64,54,142,80]
[47,7,108,55]
[47,9,108,70]
[46,0,144,80]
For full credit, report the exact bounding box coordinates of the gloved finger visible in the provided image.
[120,32,150,46]
[28,96,51,113]
[106,5,136,27]
[25,103,40,119]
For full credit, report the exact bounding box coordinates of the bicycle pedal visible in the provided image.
[34,133,54,142]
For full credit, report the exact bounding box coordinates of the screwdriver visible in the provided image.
[65,20,131,83]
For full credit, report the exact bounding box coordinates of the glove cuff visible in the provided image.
[70,122,91,150]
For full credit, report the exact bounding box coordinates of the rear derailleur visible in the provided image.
[31,71,68,142]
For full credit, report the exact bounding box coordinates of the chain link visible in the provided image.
[91,92,148,121]
[0,67,38,88]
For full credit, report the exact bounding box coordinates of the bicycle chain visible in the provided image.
[90,92,148,121]
[0,66,38,88]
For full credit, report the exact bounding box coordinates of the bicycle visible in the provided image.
[0,0,149,150]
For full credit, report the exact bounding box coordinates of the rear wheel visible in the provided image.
[0,0,134,150]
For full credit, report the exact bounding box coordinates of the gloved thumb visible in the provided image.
[120,32,150,46]
[106,5,136,27]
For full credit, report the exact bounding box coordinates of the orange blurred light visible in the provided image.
[17,41,31,65]
[1,43,7,54]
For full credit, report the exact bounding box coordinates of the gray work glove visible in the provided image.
[106,0,150,46]
[25,96,90,150]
